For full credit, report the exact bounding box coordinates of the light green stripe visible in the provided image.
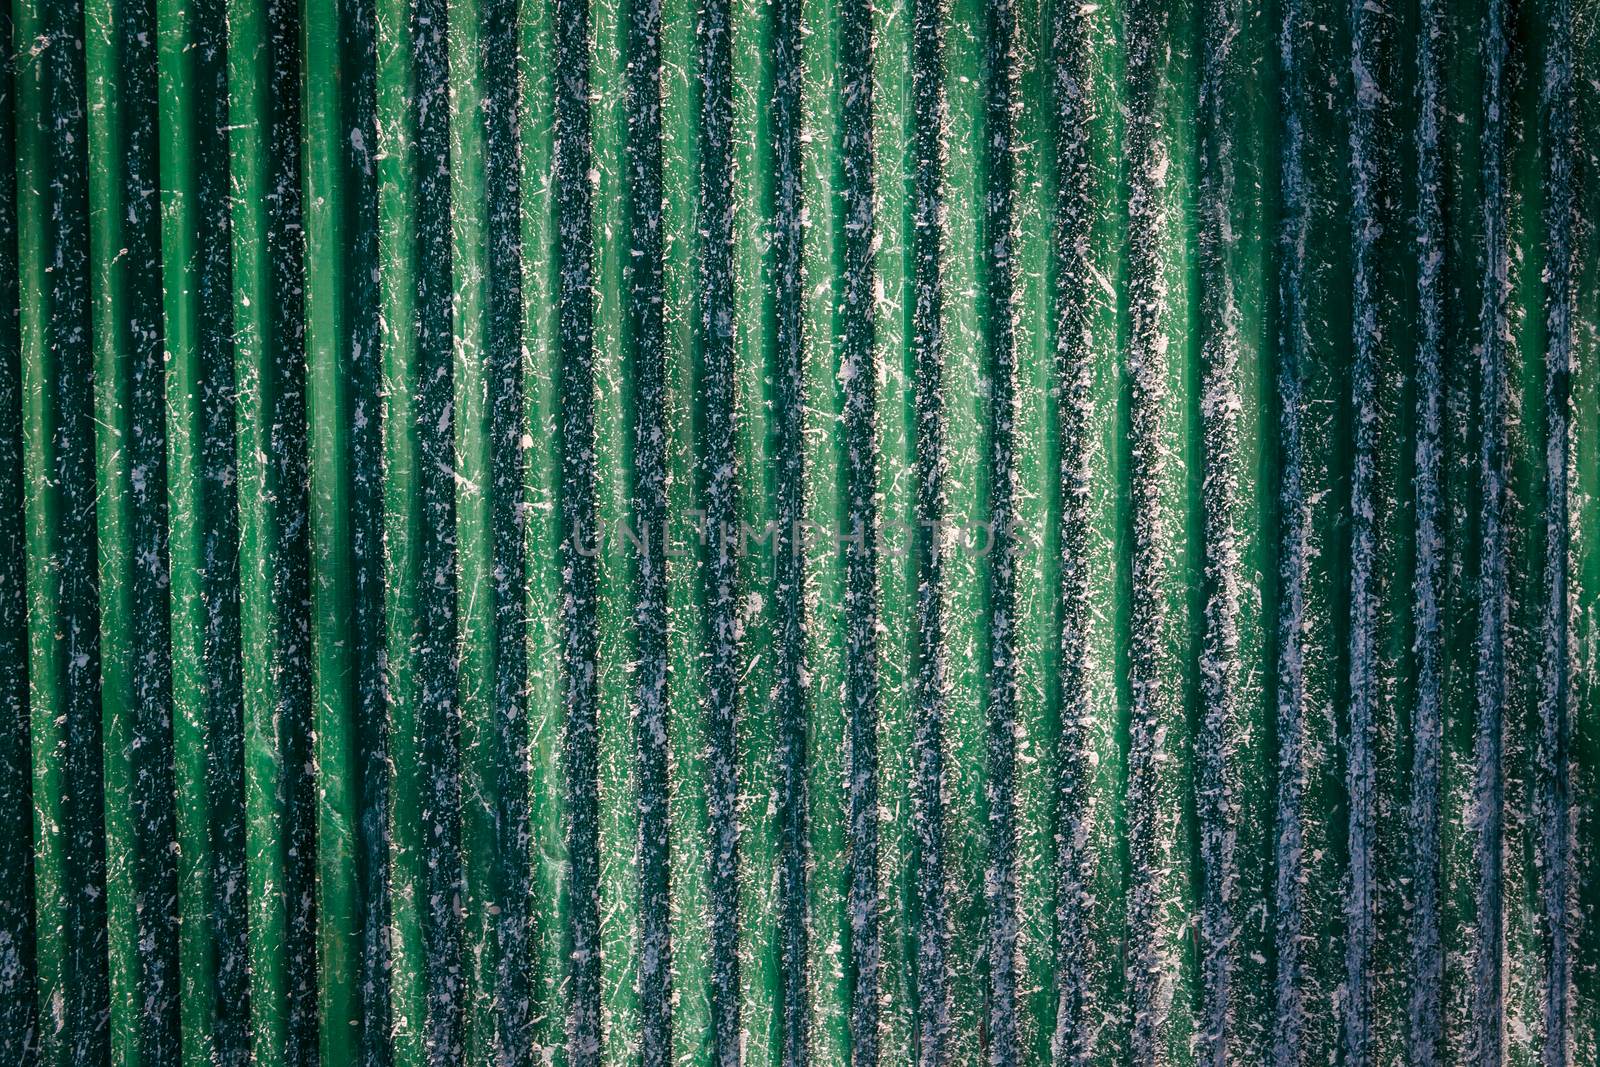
[798,0,849,1057]
[1008,0,1060,1055]
[300,0,366,1054]
[663,0,711,1057]
[730,0,780,1055]
[518,0,567,1059]
[869,0,914,1055]
[936,7,987,1058]
[375,0,427,1055]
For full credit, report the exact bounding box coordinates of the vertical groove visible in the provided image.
[1272,0,1311,1058]
[1471,3,1509,1063]
[838,0,879,1060]
[980,0,1018,1060]
[489,0,533,1038]
[696,0,742,1057]
[908,0,948,1059]
[770,0,808,1055]
[1049,0,1092,1059]
[553,0,601,1050]
[1535,0,1576,1061]
[1342,0,1386,1057]
[1407,0,1446,1060]
[0,2,38,1059]
[625,0,670,1053]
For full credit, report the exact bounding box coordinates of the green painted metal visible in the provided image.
[3,3,1600,1066]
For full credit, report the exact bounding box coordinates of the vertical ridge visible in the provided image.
[936,6,993,1056]
[1195,0,1240,1056]
[159,0,248,1056]
[453,0,534,1052]
[1049,2,1131,1061]
[515,0,568,1057]
[228,0,320,1054]
[1005,0,1060,1052]
[1122,0,1200,1059]
[376,0,461,1053]
[85,0,180,1055]
[15,0,111,1058]
[300,0,392,1055]
[729,0,781,1055]
[1194,0,1275,1056]
[661,0,712,1055]
[588,0,640,1051]
[866,0,915,1051]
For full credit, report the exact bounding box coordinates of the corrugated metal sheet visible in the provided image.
[1,0,1598,1064]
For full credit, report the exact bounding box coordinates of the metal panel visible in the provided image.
[1,1,1598,1064]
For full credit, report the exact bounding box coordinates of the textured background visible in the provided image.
[1,0,1599,1064]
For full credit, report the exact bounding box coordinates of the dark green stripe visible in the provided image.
[768,0,807,1058]
[488,0,533,1051]
[0,3,38,1057]
[553,0,601,1053]
[838,0,879,1059]
[1405,0,1447,1058]
[1535,2,1576,1064]
[411,0,461,1050]
[907,0,946,1058]
[623,0,670,1058]
[695,0,741,1059]
[1470,4,1509,1062]
[978,0,1020,1059]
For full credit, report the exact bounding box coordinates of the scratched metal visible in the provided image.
[2,2,1599,1066]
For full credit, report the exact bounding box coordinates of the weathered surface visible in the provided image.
[1,4,1598,1066]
